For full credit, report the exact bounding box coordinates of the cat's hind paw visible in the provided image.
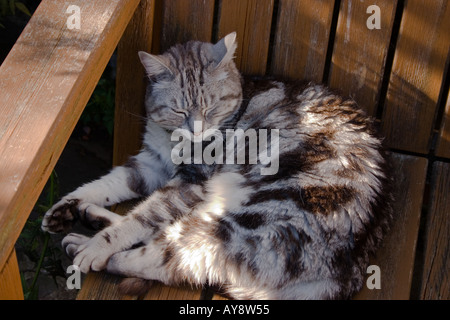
[42,200,119,233]
[62,233,90,259]
[63,233,113,273]
[41,198,80,233]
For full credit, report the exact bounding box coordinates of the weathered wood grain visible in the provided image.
[354,153,427,299]
[77,272,137,300]
[0,249,24,300]
[270,0,335,82]
[328,0,397,116]
[114,0,156,166]
[157,0,215,53]
[381,0,450,153]
[142,282,203,300]
[217,0,274,75]
[419,162,449,300]
[435,89,450,159]
[0,0,140,273]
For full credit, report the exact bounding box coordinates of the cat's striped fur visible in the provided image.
[42,33,393,299]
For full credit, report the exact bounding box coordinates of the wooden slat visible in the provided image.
[217,0,274,75]
[142,282,203,300]
[419,162,449,300]
[0,249,24,300]
[435,89,450,158]
[157,0,215,53]
[0,0,140,272]
[328,0,398,116]
[270,0,335,82]
[355,153,427,299]
[114,0,156,166]
[77,272,137,300]
[381,0,450,153]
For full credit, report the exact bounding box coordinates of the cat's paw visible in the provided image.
[62,233,91,259]
[63,233,113,273]
[41,198,81,233]
[78,203,121,230]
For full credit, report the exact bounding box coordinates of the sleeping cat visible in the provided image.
[41,32,393,299]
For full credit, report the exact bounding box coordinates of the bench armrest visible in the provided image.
[0,0,139,271]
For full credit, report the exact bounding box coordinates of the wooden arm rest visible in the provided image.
[0,0,139,272]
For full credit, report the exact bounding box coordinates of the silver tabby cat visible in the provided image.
[42,33,393,299]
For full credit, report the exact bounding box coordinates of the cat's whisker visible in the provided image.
[124,110,148,122]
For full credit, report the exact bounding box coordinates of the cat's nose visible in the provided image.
[187,116,204,136]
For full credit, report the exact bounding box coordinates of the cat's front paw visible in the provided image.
[41,198,81,233]
[63,233,113,273]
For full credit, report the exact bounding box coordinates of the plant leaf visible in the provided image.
[1,0,7,16]
[15,2,31,16]
[8,0,14,15]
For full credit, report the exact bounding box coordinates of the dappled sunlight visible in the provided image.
[199,192,226,223]
[9,0,119,77]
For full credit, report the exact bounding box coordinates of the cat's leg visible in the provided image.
[60,215,153,273]
[62,233,91,258]
[78,203,124,230]
[105,243,175,284]
[42,165,139,233]
[42,150,173,233]
[59,183,179,272]
[60,178,203,273]
[42,201,122,234]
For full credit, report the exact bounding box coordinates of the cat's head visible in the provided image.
[139,32,242,135]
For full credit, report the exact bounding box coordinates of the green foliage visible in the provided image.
[0,0,31,28]
[80,74,116,137]
[17,171,66,300]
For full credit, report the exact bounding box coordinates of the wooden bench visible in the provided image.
[0,0,448,300]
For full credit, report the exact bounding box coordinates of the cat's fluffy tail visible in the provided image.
[118,278,154,297]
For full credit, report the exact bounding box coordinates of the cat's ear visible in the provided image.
[212,32,237,67]
[138,51,173,77]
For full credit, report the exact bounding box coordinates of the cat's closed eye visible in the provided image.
[173,109,189,118]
